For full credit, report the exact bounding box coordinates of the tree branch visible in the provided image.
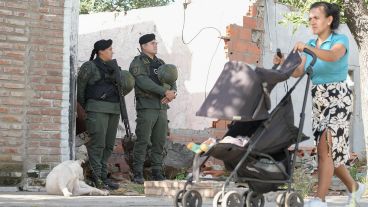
[343,0,368,48]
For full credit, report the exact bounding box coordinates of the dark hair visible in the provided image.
[89,49,97,61]
[310,1,340,30]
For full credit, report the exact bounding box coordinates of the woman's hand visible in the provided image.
[291,55,307,78]
[293,41,307,53]
[273,54,284,65]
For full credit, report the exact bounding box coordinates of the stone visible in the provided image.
[163,141,194,179]
[165,141,195,168]
[10,172,22,178]
[36,164,50,171]
[0,163,23,172]
[22,185,46,192]
[0,177,22,186]
[27,170,39,178]
[75,132,90,147]
[107,138,132,181]
[39,171,49,179]
[75,144,88,161]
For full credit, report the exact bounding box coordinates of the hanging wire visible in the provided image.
[181,0,223,99]
[204,38,222,98]
[181,5,222,45]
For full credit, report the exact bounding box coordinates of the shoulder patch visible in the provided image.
[131,66,139,76]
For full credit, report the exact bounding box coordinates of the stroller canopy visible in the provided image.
[196,51,301,121]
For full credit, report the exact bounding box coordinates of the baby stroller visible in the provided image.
[173,49,317,207]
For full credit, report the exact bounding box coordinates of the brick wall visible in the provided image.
[225,1,264,65]
[0,0,78,187]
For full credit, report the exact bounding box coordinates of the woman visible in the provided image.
[274,2,365,207]
[77,39,121,190]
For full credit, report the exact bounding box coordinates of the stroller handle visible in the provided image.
[303,48,317,67]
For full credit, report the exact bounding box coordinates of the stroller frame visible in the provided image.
[174,49,317,207]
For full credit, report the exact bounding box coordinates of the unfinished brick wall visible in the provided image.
[208,1,265,139]
[225,1,264,65]
[0,0,77,188]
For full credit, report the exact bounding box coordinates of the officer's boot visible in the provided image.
[102,178,119,190]
[151,169,165,181]
[91,174,107,189]
[133,171,145,184]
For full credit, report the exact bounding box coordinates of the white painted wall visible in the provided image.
[263,1,363,154]
[63,0,79,161]
[78,1,364,155]
[78,0,250,133]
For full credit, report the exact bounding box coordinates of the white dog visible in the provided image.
[46,160,109,196]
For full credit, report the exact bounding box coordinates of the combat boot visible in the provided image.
[92,176,107,189]
[151,169,165,181]
[102,178,119,190]
[133,171,145,184]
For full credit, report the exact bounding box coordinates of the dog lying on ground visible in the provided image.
[46,160,109,197]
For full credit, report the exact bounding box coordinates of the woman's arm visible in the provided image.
[293,41,347,62]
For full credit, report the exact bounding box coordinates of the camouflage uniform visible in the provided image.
[129,53,176,180]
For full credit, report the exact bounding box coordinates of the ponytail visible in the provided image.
[89,49,96,61]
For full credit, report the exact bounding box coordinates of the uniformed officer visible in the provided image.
[129,34,177,184]
[77,39,124,190]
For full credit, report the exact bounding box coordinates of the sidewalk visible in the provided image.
[0,192,367,207]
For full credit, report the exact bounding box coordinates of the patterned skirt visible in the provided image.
[311,81,353,167]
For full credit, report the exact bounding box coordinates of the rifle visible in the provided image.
[115,68,135,170]
[105,59,135,168]
[115,68,133,141]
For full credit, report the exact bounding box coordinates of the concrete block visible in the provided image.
[39,171,50,179]
[26,178,46,187]
[0,177,22,186]
[23,185,46,192]
[36,164,51,171]
[10,172,22,178]
[0,186,19,192]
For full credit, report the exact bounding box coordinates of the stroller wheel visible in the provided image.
[174,189,186,207]
[285,192,303,207]
[241,190,249,206]
[245,191,265,207]
[221,191,243,207]
[182,189,202,207]
[275,192,286,207]
[213,191,224,207]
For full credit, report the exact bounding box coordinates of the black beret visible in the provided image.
[94,39,113,52]
[139,33,155,45]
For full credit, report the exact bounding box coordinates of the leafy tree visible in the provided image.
[278,0,368,177]
[278,0,368,32]
[80,0,174,14]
